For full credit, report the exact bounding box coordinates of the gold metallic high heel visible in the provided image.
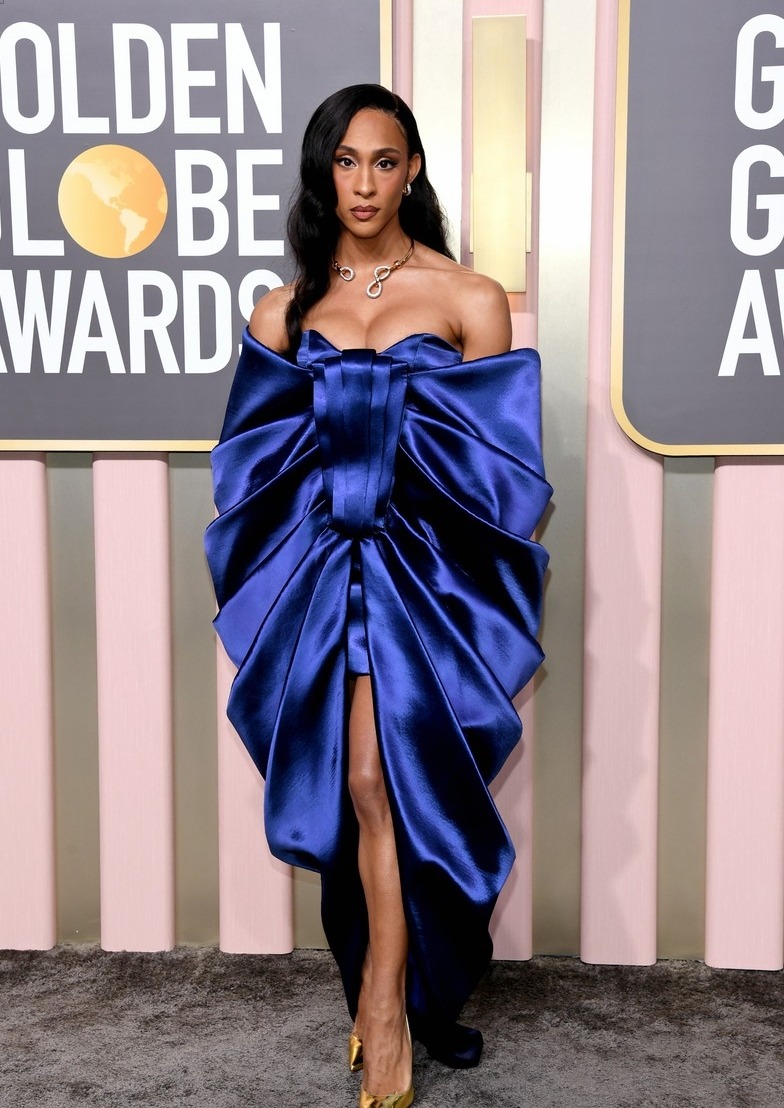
[358,1091,413,1108]
[358,1018,413,1108]
[349,1030,364,1073]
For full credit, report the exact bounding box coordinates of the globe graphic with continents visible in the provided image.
[58,145,168,258]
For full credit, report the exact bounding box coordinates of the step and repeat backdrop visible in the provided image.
[5,0,784,971]
[0,0,381,446]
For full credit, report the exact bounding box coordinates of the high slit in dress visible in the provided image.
[205,327,551,1032]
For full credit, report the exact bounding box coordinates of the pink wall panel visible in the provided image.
[580,0,662,966]
[393,0,413,101]
[0,456,56,949]
[216,645,294,954]
[465,0,543,959]
[705,460,784,970]
[93,456,175,951]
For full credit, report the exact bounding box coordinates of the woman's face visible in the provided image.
[332,108,420,240]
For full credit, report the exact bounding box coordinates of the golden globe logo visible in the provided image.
[58,145,168,259]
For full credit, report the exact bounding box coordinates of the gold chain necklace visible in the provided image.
[331,239,415,299]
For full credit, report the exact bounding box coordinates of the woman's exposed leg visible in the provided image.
[348,674,412,1095]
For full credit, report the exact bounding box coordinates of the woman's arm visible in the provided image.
[458,274,513,362]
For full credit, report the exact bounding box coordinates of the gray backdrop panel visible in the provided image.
[621,0,784,451]
[0,0,380,445]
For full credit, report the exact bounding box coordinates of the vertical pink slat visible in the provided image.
[393,0,414,102]
[580,0,662,965]
[93,456,174,951]
[705,460,784,970]
[463,0,543,958]
[0,456,56,949]
[491,689,534,959]
[216,644,294,953]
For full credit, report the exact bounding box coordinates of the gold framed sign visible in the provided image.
[611,1,784,456]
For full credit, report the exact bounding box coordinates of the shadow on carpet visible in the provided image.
[1,946,782,1107]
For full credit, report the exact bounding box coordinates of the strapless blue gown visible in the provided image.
[205,328,551,1032]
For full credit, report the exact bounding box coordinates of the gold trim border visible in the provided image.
[1,0,393,456]
[609,0,784,457]
[0,440,216,452]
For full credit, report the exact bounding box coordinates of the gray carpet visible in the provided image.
[1,945,782,1107]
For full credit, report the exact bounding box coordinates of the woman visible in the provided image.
[205,84,550,1107]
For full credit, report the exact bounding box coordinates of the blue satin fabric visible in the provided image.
[205,328,551,1029]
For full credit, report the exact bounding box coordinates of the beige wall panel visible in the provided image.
[48,454,101,943]
[656,458,712,959]
[471,15,527,291]
[533,0,596,955]
[294,869,328,949]
[170,456,220,944]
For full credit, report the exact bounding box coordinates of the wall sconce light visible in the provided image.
[471,15,530,292]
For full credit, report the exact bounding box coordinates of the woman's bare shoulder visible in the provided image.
[248,285,292,352]
[415,251,511,359]
[415,245,508,300]
[457,272,512,360]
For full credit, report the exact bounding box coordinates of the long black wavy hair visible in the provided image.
[284,83,454,355]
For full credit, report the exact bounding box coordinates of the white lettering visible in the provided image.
[0,269,265,374]
[8,150,65,255]
[0,270,71,373]
[776,270,784,340]
[182,271,233,373]
[0,22,279,135]
[67,270,126,374]
[0,22,56,134]
[718,269,781,376]
[226,23,282,134]
[58,24,110,133]
[113,24,167,134]
[171,24,220,134]
[175,150,230,255]
[735,14,784,130]
[127,271,180,373]
[236,150,283,255]
[730,144,784,257]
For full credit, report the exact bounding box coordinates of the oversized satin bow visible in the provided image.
[205,328,551,1025]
